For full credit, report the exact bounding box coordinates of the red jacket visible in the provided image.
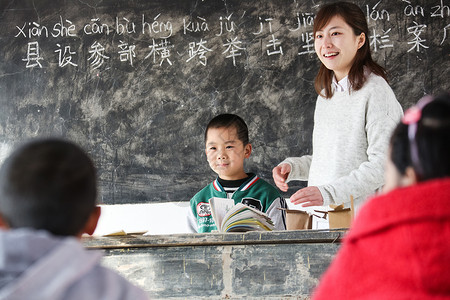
[312,178,450,300]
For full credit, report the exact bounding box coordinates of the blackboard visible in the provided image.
[0,0,449,204]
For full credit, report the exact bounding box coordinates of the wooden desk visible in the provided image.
[83,229,346,299]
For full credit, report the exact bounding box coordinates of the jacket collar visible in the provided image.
[213,174,259,192]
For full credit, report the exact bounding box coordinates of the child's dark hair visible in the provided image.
[0,138,97,236]
[390,92,450,181]
[205,114,249,145]
[313,2,388,98]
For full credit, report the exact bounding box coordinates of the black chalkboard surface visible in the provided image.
[0,0,448,204]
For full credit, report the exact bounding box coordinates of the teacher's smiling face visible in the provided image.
[314,15,365,81]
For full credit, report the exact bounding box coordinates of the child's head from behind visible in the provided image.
[204,114,252,180]
[384,93,450,192]
[0,138,98,236]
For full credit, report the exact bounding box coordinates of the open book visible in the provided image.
[209,197,275,232]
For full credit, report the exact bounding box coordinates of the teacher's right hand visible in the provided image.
[272,163,291,192]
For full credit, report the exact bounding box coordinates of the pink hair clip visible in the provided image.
[402,95,434,178]
[402,106,422,125]
[402,95,433,125]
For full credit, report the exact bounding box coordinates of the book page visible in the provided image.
[222,203,274,232]
[225,219,273,232]
[209,197,235,230]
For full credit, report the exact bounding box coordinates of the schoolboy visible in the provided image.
[190,114,287,233]
[0,138,148,300]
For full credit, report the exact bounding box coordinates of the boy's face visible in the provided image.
[205,126,251,181]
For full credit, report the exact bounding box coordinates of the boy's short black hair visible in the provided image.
[205,114,249,145]
[0,138,97,236]
[390,92,450,181]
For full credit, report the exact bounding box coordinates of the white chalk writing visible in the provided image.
[289,12,314,32]
[186,39,212,66]
[116,17,137,35]
[145,38,174,66]
[55,44,78,67]
[431,0,450,18]
[267,34,283,56]
[183,16,209,35]
[22,41,43,68]
[253,17,275,35]
[88,41,109,69]
[366,1,390,22]
[369,28,394,52]
[222,37,244,66]
[142,14,173,38]
[404,4,425,17]
[52,16,76,38]
[441,24,450,44]
[298,32,315,55]
[118,40,136,66]
[15,22,49,38]
[216,14,236,36]
[83,18,110,35]
[407,22,429,52]
[12,6,447,70]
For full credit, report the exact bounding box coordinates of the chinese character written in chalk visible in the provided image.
[55,44,78,67]
[407,22,429,52]
[267,34,283,56]
[186,39,213,66]
[88,41,109,69]
[298,32,315,55]
[22,41,44,68]
[222,37,245,66]
[118,41,136,66]
[145,39,174,66]
[369,28,394,52]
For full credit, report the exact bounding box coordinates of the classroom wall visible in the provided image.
[0,0,448,204]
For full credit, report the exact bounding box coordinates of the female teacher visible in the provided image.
[273,2,403,212]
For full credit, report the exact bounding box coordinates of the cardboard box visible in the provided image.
[283,196,355,229]
[280,209,312,230]
[327,203,354,229]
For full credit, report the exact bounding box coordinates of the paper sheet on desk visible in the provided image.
[93,202,193,236]
[286,199,329,229]
[286,199,325,213]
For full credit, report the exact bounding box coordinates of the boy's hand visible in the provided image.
[272,163,291,192]
[290,186,324,207]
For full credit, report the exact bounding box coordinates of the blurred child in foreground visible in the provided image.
[312,93,450,299]
[0,138,148,300]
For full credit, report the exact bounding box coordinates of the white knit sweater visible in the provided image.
[281,73,403,211]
